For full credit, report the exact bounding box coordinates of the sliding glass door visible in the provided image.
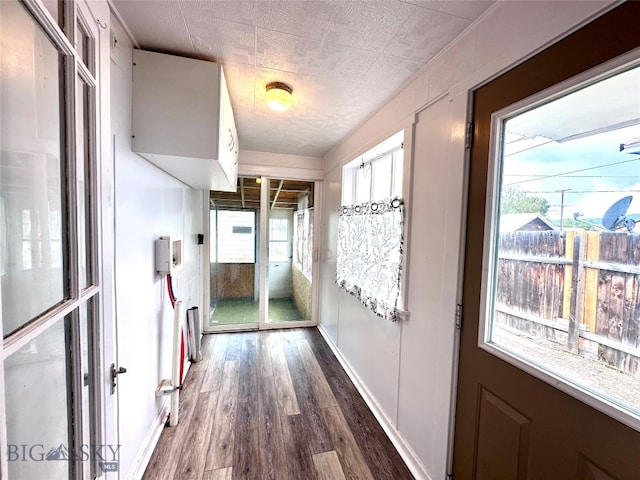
[206,177,318,332]
[266,179,314,325]
[208,178,261,330]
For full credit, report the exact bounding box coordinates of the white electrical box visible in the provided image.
[155,236,183,274]
[132,50,239,191]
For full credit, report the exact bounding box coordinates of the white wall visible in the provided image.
[110,13,204,479]
[318,1,616,479]
[239,149,324,180]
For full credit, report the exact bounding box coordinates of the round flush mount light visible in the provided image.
[265,81,293,111]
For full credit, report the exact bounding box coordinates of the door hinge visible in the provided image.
[465,122,473,149]
[446,474,454,480]
[455,303,463,329]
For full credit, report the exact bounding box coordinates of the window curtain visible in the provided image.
[336,197,404,321]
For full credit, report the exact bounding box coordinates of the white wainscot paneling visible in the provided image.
[337,291,401,425]
[396,94,467,480]
[319,166,341,343]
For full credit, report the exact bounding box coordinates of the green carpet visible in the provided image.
[209,297,304,326]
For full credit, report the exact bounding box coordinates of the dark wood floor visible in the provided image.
[143,327,414,480]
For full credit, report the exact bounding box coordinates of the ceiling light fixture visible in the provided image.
[265,81,293,111]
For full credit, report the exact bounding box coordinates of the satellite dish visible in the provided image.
[602,196,636,232]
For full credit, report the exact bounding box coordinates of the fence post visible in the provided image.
[568,234,584,353]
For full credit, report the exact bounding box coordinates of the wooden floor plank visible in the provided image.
[296,338,338,409]
[281,414,318,480]
[257,375,288,480]
[190,334,216,372]
[256,331,273,377]
[267,331,300,416]
[225,332,243,361]
[279,329,300,358]
[313,451,347,480]
[201,333,229,393]
[205,360,239,471]
[283,337,333,454]
[174,392,218,479]
[203,467,232,480]
[321,406,375,480]
[232,333,261,480]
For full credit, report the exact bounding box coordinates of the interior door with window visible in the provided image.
[453,4,640,479]
[0,0,111,478]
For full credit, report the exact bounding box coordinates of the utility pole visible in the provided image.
[556,189,572,232]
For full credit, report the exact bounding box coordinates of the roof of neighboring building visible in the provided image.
[500,213,557,232]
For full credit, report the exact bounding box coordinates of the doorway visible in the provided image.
[206,177,317,332]
[453,3,640,478]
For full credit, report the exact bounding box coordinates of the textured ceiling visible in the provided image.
[112,0,494,157]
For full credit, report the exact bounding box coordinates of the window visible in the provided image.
[342,130,403,205]
[338,131,405,321]
[293,208,313,279]
[269,218,288,262]
[483,60,640,422]
[211,210,255,263]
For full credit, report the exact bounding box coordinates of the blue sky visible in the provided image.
[502,123,640,223]
[499,61,640,226]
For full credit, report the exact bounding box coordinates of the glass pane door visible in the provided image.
[206,177,317,331]
[1,1,102,478]
[266,179,314,325]
[208,177,260,330]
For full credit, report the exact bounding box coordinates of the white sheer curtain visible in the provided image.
[336,197,404,321]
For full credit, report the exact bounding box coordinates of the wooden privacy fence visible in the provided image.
[495,230,640,378]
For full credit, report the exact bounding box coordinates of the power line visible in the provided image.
[504,157,640,186]
[505,174,640,178]
[522,189,640,194]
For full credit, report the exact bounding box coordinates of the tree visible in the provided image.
[501,186,550,215]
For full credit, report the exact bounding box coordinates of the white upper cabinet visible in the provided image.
[132,49,239,191]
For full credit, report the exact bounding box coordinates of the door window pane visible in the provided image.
[77,76,93,289]
[76,19,92,73]
[4,317,71,479]
[80,299,97,478]
[215,210,255,263]
[1,0,66,336]
[41,0,62,26]
[486,63,640,418]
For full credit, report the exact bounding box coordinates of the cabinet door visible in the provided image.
[218,68,238,184]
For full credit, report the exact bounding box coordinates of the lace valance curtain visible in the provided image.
[336,197,404,321]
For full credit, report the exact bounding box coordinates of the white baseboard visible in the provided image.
[125,396,170,480]
[317,325,432,480]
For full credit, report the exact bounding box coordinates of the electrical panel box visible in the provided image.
[155,236,183,274]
